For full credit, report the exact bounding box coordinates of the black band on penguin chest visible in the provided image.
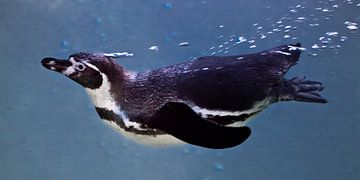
[95,107,166,135]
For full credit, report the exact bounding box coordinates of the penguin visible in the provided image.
[41,43,327,149]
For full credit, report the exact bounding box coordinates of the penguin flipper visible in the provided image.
[145,102,251,149]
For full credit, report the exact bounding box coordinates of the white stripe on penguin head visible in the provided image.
[62,57,86,76]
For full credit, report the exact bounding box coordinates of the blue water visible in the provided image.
[1,0,359,179]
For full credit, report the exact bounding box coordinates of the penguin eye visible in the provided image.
[75,64,86,71]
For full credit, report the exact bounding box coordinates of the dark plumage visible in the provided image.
[41,43,327,149]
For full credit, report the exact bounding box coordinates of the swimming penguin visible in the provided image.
[41,43,327,149]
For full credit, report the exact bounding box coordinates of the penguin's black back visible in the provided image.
[144,43,302,112]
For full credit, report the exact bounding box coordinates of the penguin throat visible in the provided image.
[85,73,122,115]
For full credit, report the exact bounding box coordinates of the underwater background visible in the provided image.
[0,0,359,179]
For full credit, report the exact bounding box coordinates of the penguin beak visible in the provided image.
[41,57,72,73]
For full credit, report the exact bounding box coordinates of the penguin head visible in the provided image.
[41,53,123,89]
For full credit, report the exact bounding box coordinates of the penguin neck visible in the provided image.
[85,64,131,115]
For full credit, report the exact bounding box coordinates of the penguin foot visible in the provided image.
[279,77,328,103]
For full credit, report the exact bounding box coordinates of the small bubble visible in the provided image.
[238,36,247,43]
[164,2,172,9]
[183,147,190,154]
[319,36,331,44]
[149,46,159,51]
[346,25,358,30]
[61,40,70,49]
[308,52,318,57]
[213,163,224,171]
[179,42,190,47]
[309,23,320,27]
[344,21,358,30]
[311,44,320,49]
[295,17,306,23]
[216,35,224,38]
[95,17,102,25]
[273,28,281,32]
[340,36,348,42]
[326,32,339,37]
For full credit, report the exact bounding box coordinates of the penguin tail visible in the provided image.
[275,77,328,103]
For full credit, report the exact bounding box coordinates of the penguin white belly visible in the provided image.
[103,120,185,147]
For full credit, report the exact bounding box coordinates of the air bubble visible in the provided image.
[312,44,320,49]
[345,21,358,30]
[61,40,70,49]
[273,28,281,32]
[213,163,224,171]
[179,42,190,47]
[308,52,318,57]
[319,36,331,44]
[164,2,172,9]
[149,46,159,51]
[310,23,320,27]
[326,32,339,37]
[238,36,247,43]
[340,36,348,42]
